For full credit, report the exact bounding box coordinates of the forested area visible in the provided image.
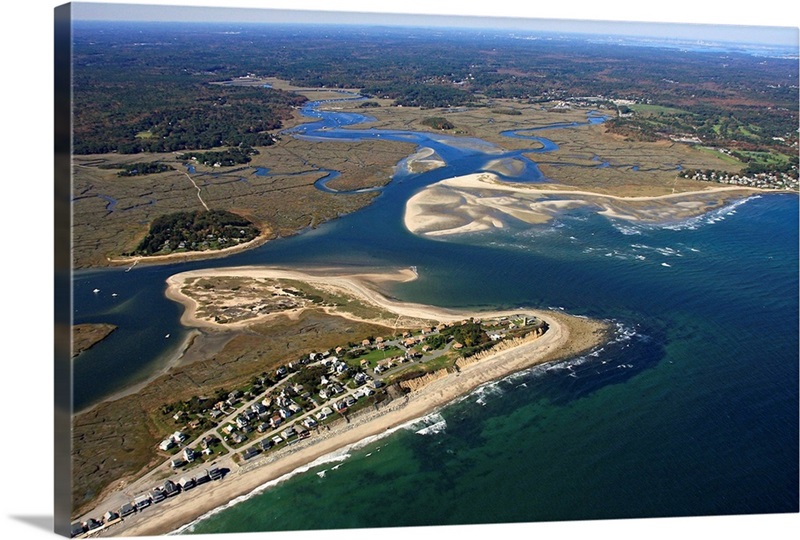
[72,21,798,168]
[130,209,260,256]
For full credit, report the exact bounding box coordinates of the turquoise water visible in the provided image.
[73,97,799,529]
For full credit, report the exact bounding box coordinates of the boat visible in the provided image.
[93,288,100,294]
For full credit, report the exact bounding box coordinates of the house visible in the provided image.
[302,417,318,429]
[178,477,195,490]
[162,480,179,497]
[119,503,136,517]
[70,522,86,537]
[318,388,329,400]
[133,494,151,510]
[236,415,250,429]
[272,435,284,445]
[85,518,102,531]
[288,403,303,414]
[103,510,119,523]
[208,467,223,480]
[201,435,218,449]
[231,431,248,445]
[269,414,283,428]
[150,489,166,504]
[251,403,267,416]
[259,439,273,451]
[171,431,187,444]
[281,426,296,439]
[452,342,464,350]
[209,409,224,420]
[257,422,269,433]
[171,457,186,469]
[362,339,371,347]
[345,396,356,407]
[194,470,211,485]
[183,448,196,462]
[159,438,175,452]
[278,408,293,419]
[316,406,333,420]
[242,447,260,460]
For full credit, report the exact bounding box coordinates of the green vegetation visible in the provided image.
[732,150,799,176]
[345,346,404,369]
[182,146,259,167]
[358,101,381,108]
[131,209,260,256]
[100,162,175,177]
[490,107,523,115]
[421,117,455,130]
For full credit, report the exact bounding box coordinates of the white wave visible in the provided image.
[659,196,759,231]
[416,420,448,436]
[612,223,643,236]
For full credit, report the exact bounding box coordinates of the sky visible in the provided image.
[69,0,799,47]
[0,2,797,540]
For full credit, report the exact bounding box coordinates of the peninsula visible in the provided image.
[72,267,607,537]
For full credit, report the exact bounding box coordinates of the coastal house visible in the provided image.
[178,477,195,490]
[194,470,211,485]
[171,431,187,444]
[281,426,296,439]
[133,494,151,510]
[119,503,135,517]
[85,518,102,531]
[150,488,166,504]
[208,467,223,481]
[103,510,119,523]
[70,522,86,537]
[183,448,196,462]
[170,457,186,469]
[162,480,179,498]
[259,439,273,451]
[242,447,260,460]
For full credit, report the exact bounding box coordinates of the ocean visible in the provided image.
[73,97,799,533]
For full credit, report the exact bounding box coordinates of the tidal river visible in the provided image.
[72,95,798,529]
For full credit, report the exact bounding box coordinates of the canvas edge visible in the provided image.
[54,2,73,538]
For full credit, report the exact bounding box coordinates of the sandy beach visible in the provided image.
[82,266,607,537]
[105,311,605,537]
[404,172,763,236]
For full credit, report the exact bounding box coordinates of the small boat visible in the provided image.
[93,288,100,294]
[165,334,170,339]
[112,293,118,297]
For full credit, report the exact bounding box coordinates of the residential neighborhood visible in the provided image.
[70,314,547,537]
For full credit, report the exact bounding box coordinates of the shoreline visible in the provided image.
[84,266,608,537]
[112,310,607,537]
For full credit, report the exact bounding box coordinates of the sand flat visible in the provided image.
[404,172,761,236]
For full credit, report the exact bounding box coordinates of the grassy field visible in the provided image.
[628,103,694,116]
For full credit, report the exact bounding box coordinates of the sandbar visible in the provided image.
[404,172,763,237]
